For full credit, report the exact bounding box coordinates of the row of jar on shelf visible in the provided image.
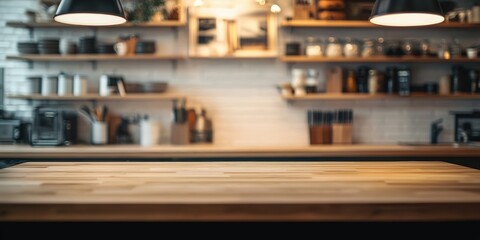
[285,37,479,59]
[279,65,480,97]
[25,73,168,96]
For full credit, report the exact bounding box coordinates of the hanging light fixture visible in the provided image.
[54,0,127,26]
[370,0,445,27]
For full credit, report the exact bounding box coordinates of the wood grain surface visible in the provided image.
[1,144,480,159]
[0,161,479,221]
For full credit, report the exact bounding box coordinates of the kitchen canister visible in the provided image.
[91,121,108,145]
[139,116,161,147]
[73,74,88,96]
[57,73,73,96]
[41,75,58,96]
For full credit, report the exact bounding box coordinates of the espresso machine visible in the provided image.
[451,110,480,143]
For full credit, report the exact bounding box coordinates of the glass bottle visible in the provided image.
[345,70,357,93]
[438,39,451,59]
[385,67,397,94]
[368,69,379,95]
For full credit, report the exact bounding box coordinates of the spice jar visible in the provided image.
[376,37,385,56]
[305,37,323,57]
[326,37,342,57]
[361,39,375,58]
[343,37,359,58]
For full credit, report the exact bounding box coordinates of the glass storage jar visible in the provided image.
[326,37,342,57]
[376,37,385,56]
[361,39,375,57]
[343,37,359,58]
[305,37,323,57]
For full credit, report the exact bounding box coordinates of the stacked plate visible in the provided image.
[96,43,115,54]
[135,41,156,54]
[38,39,60,54]
[79,36,96,54]
[17,42,39,54]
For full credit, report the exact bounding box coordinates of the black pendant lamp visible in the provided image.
[54,0,127,26]
[370,0,444,27]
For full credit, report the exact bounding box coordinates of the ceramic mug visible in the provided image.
[114,42,128,56]
[467,48,478,59]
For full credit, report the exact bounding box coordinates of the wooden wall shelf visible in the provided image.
[282,93,480,101]
[280,56,480,63]
[189,55,278,59]
[6,21,186,29]
[8,94,185,101]
[281,20,480,28]
[7,54,185,62]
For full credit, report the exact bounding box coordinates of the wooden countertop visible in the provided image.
[1,144,480,159]
[0,161,479,221]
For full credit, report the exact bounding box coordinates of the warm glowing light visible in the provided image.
[370,13,444,27]
[256,0,266,6]
[193,0,204,7]
[270,4,281,13]
[54,13,126,26]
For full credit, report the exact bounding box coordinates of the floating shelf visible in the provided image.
[6,21,186,28]
[189,55,278,59]
[6,54,185,62]
[280,56,480,63]
[282,93,480,101]
[8,94,185,101]
[281,20,480,28]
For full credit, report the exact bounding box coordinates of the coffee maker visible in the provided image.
[451,110,480,143]
[31,107,77,146]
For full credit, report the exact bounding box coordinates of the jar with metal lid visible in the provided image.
[376,37,385,56]
[305,37,323,57]
[343,37,359,58]
[361,39,375,58]
[326,37,342,57]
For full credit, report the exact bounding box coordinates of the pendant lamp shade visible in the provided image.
[370,0,445,27]
[54,0,127,26]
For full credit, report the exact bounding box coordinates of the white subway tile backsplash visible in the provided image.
[1,0,479,146]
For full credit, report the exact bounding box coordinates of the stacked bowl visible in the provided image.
[38,39,60,54]
[17,42,39,54]
[79,36,96,54]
